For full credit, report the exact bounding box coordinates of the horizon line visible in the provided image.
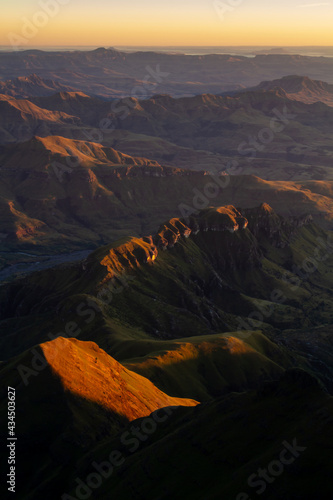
[1,44,333,48]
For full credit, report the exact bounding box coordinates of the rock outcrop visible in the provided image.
[243,203,313,248]
[95,204,313,282]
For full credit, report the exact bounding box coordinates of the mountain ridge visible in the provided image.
[3,137,333,269]
[248,75,333,106]
[1,88,333,185]
[0,74,78,98]
[1,203,333,499]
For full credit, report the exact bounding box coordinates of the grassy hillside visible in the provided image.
[78,369,333,500]
[1,205,333,499]
[1,205,333,389]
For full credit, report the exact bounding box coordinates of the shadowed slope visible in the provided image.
[75,369,333,500]
[124,331,295,400]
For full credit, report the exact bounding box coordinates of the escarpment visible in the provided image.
[155,206,249,250]
[90,203,313,285]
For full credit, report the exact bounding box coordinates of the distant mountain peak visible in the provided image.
[252,74,333,106]
[94,46,107,51]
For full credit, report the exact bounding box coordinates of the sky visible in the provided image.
[1,0,333,48]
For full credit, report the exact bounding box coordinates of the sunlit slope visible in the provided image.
[0,74,77,98]
[0,336,197,499]
[0,95,81,143]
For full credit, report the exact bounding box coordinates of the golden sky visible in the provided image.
[2,0,333,47]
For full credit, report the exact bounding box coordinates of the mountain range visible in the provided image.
[2,134,333,272]
[1,78,333,182]
[1,204,333,499]
[1,48,333,500]
[1,48,333,98]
